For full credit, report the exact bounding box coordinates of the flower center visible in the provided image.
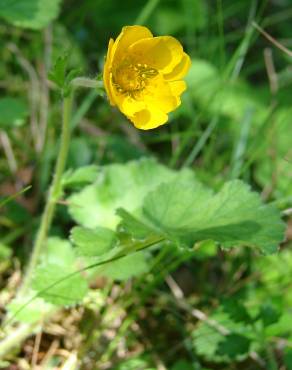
[112,60,158,97]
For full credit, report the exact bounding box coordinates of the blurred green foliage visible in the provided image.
[0,0,291,369]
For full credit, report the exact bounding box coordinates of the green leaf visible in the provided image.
[193,240,217,260]
[48,53,68,89]
[7,294,54,323]
[68,158,176,229]
[65,68,82,86]
[0,97,28,129]
[116,208,155,239]
[70,226,118,257]
[192,310,252,363]
[32,238,88,306]
[43,236,75,265]
[222,299,252,325]
[260,303,281,327]
[62,165,99,188]
[67,159,285,254]
[216,334,251,360]
[264,311,292,338]
[33,266,88,306]
[142,175,285,254]
[256,249,292,287]
[95,251,149,281]
[0,0,62,29]
[48,53,81,96]
[193,322,225,362]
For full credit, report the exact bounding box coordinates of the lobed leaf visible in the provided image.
[68,158,176,229]
[62,165,99,188]
[94,251,149,281]
[32,238,88,305]
[32,266,88,306]
[7,295,54,323]
[70,226,117,257]
[141,175,285,254]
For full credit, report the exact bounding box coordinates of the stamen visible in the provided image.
[112,61,158,98]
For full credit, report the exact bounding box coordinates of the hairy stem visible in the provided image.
[20,92,74,294]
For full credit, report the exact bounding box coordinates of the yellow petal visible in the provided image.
[105,26,153,107]
[111,25,153,64]
[114,76,178,123]
[164,53,191,81]
[103,38,115,106]
[129,36,184,74]
[169,80,187,97]
[119,95,146,116]
[144,75,178,113]
[130,107,168,130]
[145,94,178,114]
[169,80,187,107]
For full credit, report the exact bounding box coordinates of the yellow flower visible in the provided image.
[103,25,191,130]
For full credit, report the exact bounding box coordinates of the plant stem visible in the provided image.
[20,92,74,294]
[71,78,103,89]
[0,323,40,358]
